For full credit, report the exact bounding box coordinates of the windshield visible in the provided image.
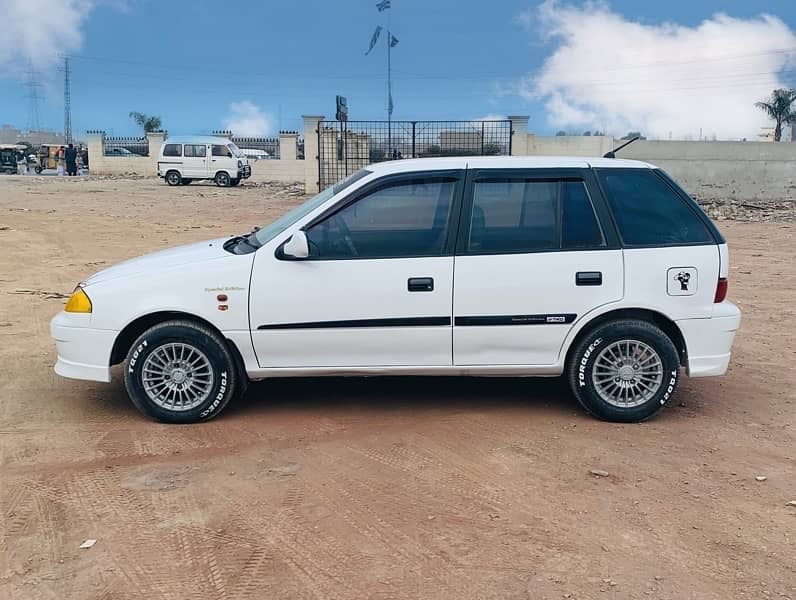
[226,142,244,158]
[252,169,372,246]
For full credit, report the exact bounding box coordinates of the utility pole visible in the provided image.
[61,55,73,144]
[25,67,43,133]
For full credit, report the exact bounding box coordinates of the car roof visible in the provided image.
[162,136,234,145]
[366,155,655,175]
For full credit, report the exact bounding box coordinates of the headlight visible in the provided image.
[237,160,243,168]
[65,286,92,313]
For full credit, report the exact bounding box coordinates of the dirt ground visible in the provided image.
[0,175,794,600]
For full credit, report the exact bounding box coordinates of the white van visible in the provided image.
[157,136,252,187]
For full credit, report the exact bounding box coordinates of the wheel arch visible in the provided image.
[563,307,687,368]
[110,310,248,383]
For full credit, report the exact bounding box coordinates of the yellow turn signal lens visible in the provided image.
[65,287,92,313]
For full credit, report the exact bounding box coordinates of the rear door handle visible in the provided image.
[408,277,434,292]
[576,271,602,286]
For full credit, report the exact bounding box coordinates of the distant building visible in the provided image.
[757,127,776,142]
[0,124,66,146]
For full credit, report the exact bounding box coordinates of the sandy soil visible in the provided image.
[0,175,794,600]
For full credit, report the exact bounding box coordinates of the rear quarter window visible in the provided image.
[163,144,181,157]
[597,168,712,246]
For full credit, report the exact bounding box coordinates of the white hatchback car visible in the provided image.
[51,157,740,423]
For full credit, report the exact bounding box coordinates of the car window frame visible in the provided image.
[455,168,620,256]
[162,143,182,157]
[278,169,466,261]
[593,167,718,249]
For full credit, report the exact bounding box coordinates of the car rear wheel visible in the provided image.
[215,171,231,187]
[123,320,239,423]
[165,170,182,186]
[567,319,680,422]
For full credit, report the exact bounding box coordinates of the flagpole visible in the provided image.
[387,4,392,154]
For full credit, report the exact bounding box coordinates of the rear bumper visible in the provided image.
[51,312,115,383]
[677,302,741,377]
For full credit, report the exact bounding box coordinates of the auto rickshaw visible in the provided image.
[0,144,26,174]
[34,144,66,173]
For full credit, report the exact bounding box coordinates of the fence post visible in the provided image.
[411,122,416,158]
[302,115,324,193]
[85,130,105,175]
[279,131,298,161]
[508,115,529,156]
[146,130,166,173]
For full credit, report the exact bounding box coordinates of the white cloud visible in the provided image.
[0,0,99,77]
[222,101,274,137]
[519,1,796,139]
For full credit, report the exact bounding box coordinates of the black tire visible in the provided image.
[230,178,240,186]
[567,319,680,423]
[34,166,43,174]
[215,171,231,187]
[123,320,240,423]
[165,170,182,186]
[180,178,193,185]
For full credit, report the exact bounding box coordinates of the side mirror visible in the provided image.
[282,230,310,259]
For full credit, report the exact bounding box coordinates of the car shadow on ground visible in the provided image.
[226,375,582,418]
[97,369,583,421]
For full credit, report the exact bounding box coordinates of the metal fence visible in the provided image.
[296,136,305,160]
[104,136,149,157]
[232,136,280,159]
[318,120,512,189]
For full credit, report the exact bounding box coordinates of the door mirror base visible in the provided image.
[280,230,310,260]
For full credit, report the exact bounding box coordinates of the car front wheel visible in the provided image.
[124,320,239,423]
[567,319,680,422]
[215,171,231,187]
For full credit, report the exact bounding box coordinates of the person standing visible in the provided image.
[65,143,78,176]
[16,150,27,175]
[56,146,65,176]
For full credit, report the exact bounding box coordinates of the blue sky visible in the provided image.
[2,0,795,138]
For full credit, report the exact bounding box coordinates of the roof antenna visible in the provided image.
[603,136,640,159]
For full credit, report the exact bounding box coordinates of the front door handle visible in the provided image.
[576,271,602,286]
[408,277,434,292]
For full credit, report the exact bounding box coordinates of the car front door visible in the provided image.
[453,168,624,366]
[249,170,464,369]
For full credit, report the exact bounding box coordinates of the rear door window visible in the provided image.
[597,169,712,246]
[463,172,606,254]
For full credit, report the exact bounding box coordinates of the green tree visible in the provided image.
[129,112,162,134]
[755,88,796,142]
[622,131,645,140]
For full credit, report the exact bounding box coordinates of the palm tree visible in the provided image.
[755,89,796,142]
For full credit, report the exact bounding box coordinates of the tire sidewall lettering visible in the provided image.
[578,337,602,387]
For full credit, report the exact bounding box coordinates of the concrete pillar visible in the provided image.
[279,131,298,161]
[302,115,323,193]
[86,130,105,174]
[146,131,166,171]
[508,115,530,156]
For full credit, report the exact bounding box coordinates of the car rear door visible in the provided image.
[453,168,624,366]
[182,143,209,178]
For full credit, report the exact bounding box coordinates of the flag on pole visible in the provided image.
[389,34,399,47]
[365,26,382,54]
[376,0,391,11]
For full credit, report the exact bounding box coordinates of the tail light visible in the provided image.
[714,277,728,303]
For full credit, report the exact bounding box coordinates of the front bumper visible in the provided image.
[51,312,116,383]
[239,164,251,179]
[677,301,742,378]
